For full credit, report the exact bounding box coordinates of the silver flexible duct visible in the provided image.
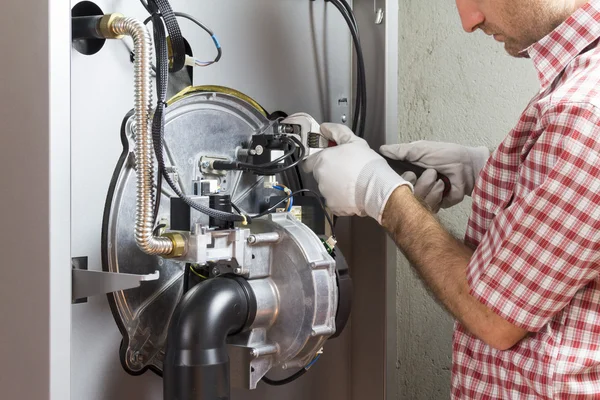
[110,16,173,255]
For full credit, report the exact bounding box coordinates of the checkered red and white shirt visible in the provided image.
[452,2,600,399]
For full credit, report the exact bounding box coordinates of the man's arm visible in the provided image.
[382,186,528,350]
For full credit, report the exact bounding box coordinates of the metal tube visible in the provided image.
[107,15,173,255]
[71,16,103,40]
[247,232,281,245]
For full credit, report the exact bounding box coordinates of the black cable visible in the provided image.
[143,12,222,65]
[288,153,305,193]
[139,0,151,13]
[340,0,366,137]
[174,11,214,35]
[175,12,222,63]
[340,0,367,137]
[150,13,244,222]
[328,0,367,138]
[250,136,306,175]
[222,136,306,176]
[262,369,307,386]
[252,189,335,238]
[146,0,186,72]
[183,263,191,293]
[152,171,163,225]
[237,136,297,169]
[262,354,322,386]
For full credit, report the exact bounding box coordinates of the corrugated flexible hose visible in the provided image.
[110,16,174,255]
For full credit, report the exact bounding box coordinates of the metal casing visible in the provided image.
[229,213,338,389]
[102,90,273,374]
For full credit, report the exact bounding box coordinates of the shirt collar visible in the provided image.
[527,0,600,89]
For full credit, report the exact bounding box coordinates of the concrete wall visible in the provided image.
[395,1,539,398]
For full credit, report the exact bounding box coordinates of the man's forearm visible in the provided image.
[381,186,527,350]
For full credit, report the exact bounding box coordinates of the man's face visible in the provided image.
[455,0,580,57]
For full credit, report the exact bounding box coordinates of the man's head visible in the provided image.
[456,0,590,56]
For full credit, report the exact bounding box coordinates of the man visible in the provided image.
[303,0,600,398]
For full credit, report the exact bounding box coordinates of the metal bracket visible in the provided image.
[374,0,384,24]
[72,256,159,303]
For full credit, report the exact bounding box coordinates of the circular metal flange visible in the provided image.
[102,91,273,375]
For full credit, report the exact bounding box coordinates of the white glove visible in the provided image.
[380,141,489,209]
[303,123,413,223]
[400,169,446,213]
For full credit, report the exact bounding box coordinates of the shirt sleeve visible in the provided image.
[469,102,600,332]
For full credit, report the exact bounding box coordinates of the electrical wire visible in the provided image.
[252,189,335,238]
[327,0,367,138]
[189,264,208,279]
[175,12,222,65]
[272,184,293,211]
[237,136,297,169]
[250,137,306,175]
[152,172,163,225]
[262,353,322,386]
[218,136,306,176]
[142,10,222,67]
[183,263,191,293]
[145,0,186,72]
[150,10,244,223]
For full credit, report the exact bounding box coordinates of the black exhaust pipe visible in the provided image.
[164,276,256,400]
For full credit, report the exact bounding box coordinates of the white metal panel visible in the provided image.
[0,0,72,399]
[50,0,73,399]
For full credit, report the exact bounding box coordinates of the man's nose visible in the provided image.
[455,0,485,33]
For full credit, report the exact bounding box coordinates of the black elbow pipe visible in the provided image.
[164,277,256,400]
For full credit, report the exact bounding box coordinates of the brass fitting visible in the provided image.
[162,232,187,258]
[99,13,125,39]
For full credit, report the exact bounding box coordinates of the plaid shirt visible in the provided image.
[452,2,600,399]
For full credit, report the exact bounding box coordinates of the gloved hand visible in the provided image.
[380,141,489,210]
[399,169,446,213]
[303,123,413,223]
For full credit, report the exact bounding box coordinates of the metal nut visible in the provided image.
[162,232,186,258]
[99,13,125,39]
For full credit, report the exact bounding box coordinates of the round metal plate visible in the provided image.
[102,92,274,375]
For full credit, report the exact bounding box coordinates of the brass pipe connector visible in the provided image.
[99,13,125,39]
[163,232,187,258]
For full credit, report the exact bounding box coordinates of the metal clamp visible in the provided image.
[374,0,384,24]
[72,257,159,303]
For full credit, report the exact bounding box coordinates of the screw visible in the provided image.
[234,267,242,274]
[130,352,141,363]
[255,145,264,155]
[375,8,385,24]
[248,235,257,244]
[201,161,210,169]
[251,349,258,357]
[341,114,347,123]
[212,267,220,276]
